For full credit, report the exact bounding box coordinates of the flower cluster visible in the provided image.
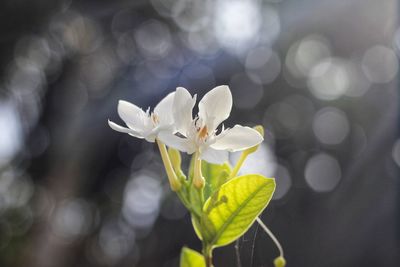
[108,86,285,267]
[109,85,263,164]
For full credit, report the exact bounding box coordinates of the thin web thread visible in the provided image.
[235,239,242,267]
[250,221,259,267]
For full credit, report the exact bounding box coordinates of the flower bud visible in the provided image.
[193,175,205,189]
[273,256,286,267]
[193,156,205,189]
[169,175,182,191]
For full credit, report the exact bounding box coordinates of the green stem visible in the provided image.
[230,151,249,179]
[202,243,213,267]
[176,190,190,208]
[176,190,201,218]
[156,139,181,191]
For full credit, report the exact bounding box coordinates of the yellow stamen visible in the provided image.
[151,113,159,125]
[198,126,208,140]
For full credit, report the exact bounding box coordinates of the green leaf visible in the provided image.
[180,247,205,267]
[201,174,275,247]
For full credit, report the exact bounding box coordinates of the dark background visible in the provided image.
[0,0,398,266]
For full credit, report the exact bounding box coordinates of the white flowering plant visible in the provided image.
[109,86,285,267]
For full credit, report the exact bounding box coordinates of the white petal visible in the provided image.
[201,147,229,164]
[173,87,196,135]
[118,100,148,130]
[145,134,157,143]
[147,125,170,141]
[154,92,175,126]
[210,125,263,152]
[158,130,195,154]
[108,120,144,138]
[198,85,232,132]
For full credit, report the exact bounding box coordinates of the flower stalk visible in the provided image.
[156,139,181,191]
[230,152,248,179]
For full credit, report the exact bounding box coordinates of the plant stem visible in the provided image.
[176,190,202,218]
[202,243,213,267]
[230,151,249,179]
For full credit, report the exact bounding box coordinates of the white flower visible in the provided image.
[158,85,263,164]
[108,92,175,142]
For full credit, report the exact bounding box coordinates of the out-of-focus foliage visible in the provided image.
[180,247,205,267]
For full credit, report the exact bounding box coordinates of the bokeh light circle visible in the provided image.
[273,164,292,200]
[245,46,281,85]
[308,58,349,100]
[305,153,341,192]
[312,107,350,145]
[362,45,398,84]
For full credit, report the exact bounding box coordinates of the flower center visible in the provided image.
[198,125,208,140]
[151,113,159,125]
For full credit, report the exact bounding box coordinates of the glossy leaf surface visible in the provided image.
[202,174,275,247]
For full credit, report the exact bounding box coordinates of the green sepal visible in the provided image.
[191,215,203,240]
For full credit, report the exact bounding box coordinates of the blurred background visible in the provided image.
[0,0,398,266]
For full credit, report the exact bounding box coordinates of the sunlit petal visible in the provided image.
[210,125,263,152]
[118,100,148,130]
[201,147,229,164]
[108,120,144,138]
[173,87,197,135]
[144,134,157,143]
[198,85,232,132]
[158,130,196,154]
[154,91,175,126]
